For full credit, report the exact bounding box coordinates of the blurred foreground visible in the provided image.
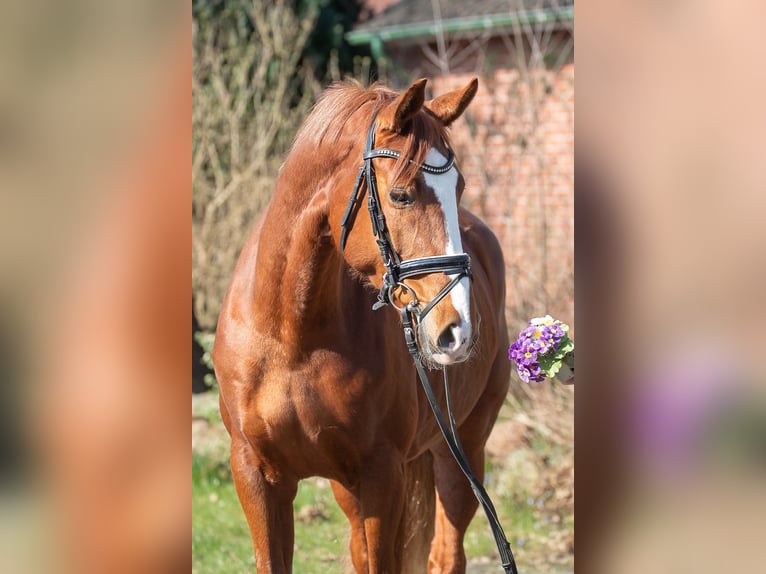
[577,0,766,571]
[0,1,190,572]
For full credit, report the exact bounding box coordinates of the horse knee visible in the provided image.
[428,550,466,574]
[229,440,297,573]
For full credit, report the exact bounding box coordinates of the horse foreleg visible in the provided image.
[427,444,482,574]
[359,448,407,573]
[429,352,509,574]
[428,383,505,574]
[331,480,369,573]
[230,437,297,574]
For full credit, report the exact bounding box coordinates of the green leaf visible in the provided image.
[537,334,574,379]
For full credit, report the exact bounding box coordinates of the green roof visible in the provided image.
[347,0,573,46]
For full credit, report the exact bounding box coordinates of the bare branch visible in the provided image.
[192,0,320,329]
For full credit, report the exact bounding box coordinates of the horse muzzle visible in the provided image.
[423,318,473,365]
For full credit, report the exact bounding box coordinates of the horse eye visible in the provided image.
[389,186,414,206]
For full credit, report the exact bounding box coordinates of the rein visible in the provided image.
[339,118,519,574]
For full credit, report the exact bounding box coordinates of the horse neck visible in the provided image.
[254,179,348,353]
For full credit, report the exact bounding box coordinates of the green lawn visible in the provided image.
[192,390,571,573]
[192,453,570,573]
[193,462,349,573]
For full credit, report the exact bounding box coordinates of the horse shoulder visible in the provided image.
[457,209,511,418]
[458,208,506,309]
[212,213,272,414]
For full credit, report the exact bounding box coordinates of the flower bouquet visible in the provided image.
[509,315,574,383]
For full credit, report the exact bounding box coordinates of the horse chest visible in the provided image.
[245,353,417,481]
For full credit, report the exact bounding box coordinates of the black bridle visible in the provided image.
[340,117,471,318]
[339,117,519,574]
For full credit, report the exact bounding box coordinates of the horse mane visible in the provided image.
[292,80,449,184]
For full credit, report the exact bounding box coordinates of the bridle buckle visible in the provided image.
[387,281,419,312]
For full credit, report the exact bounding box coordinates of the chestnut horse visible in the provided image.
[213,78,511,573]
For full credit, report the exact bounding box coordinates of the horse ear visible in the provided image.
[426,78,478,126]
[379,78,428,133]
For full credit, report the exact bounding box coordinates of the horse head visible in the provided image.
[336,78,479,366]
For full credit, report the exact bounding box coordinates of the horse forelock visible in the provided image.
[387,111,450,185]
[293,80,393,149]
[291,81,450,186]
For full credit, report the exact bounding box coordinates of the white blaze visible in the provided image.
[422,148,472,339]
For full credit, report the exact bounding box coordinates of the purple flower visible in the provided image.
[527,367,540,382]
[509,316,573,383]
[550,324,565,338]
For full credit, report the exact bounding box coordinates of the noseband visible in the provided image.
[338,117,519,574]
[339,117,472,324]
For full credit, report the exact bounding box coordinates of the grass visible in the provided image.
[193,456,349,574]
[192,390,572,573]
[192,453,570,573]
[193,468,255,573]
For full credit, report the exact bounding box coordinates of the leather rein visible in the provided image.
[339,117,519,574]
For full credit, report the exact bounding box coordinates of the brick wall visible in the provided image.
[430,65,574,334]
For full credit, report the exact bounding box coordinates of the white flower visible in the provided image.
[529,315,555,326]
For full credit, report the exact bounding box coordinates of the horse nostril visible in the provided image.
[436,323,459,352]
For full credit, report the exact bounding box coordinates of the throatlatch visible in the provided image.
[339,116,519,574]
